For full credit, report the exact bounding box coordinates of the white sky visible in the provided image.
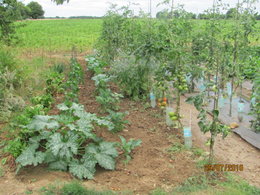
[21,0,260,17]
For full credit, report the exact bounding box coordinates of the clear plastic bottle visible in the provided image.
[183,127,192,149]
[237,101,245,122]
[150,92,156,108]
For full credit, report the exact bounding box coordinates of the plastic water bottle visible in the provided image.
[227,82,232,97]
[237,101,245,122]
[183,127,192,149]
[150,92,156,108]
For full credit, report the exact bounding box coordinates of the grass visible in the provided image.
[40,181,116,195]
[15,19,102,53]
[167,142,186,153]
[177,173,260,195]
[15,55,68,100]
[39,175,260,195]
[150,173,260,195]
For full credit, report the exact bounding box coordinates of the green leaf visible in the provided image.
[95,154,115,170]
[44,150,57,163]
[71,103,85,116]
[85,143,98,154]
[69,156,96,180]
[76,118,94,137]
[186,96,194,104]
[75,121,95,139]
[92,74,111,86]
[48,133,78,159]
[49,160,68,171]
[119,135,126,145]
[99,142,118,158]
[85,142,118,170]
[16,144,45,167]
[57,103,69,111]
[129,139,142,149]
[94,118,115,131]
[57,114,76,125]
[27,115,59,130]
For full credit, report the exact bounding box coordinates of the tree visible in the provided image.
[226,8,237,19]
[27,1,44,19]
[0,0,20,44]
[17,2,30,19]
[156,10,168,19]
[52,0,69,4]
[198,13,210,19]
[255,13,260,20]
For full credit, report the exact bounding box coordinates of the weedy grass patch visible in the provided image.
[40,181,116,195]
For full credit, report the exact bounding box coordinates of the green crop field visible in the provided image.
[15,19,103,53]
[15,19,260,54]
[191,19,260,45]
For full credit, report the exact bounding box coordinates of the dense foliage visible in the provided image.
[8,55,141,179]
[26,1,44,19]
[13,59,118,179]
[0,0,45,44]
[98,0,259,163]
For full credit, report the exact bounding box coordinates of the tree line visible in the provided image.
[156,8,260,20]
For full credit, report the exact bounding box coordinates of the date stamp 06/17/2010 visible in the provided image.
[204,164,244,172]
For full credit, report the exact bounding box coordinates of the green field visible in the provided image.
[14,19,260,54]
[16,19,103,53]
[191,19,260,45]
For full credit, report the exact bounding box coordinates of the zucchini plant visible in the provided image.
[96,88,123,112]
[117,136,142,164]
[16,102,117,179]
[86,55,106,75]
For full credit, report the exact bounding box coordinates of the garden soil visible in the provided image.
[180,96,260,188]
[0,63,259,195]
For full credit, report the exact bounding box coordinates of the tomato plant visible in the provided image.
[187,0,231,163]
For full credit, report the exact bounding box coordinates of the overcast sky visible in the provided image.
[22,0,260,17]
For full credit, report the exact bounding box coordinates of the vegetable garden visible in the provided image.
[0,0,260,194]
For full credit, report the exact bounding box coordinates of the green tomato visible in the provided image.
[168,112,175,117]
[171,116,178,121]
[178,86,184,90]
[212,85,217,92]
